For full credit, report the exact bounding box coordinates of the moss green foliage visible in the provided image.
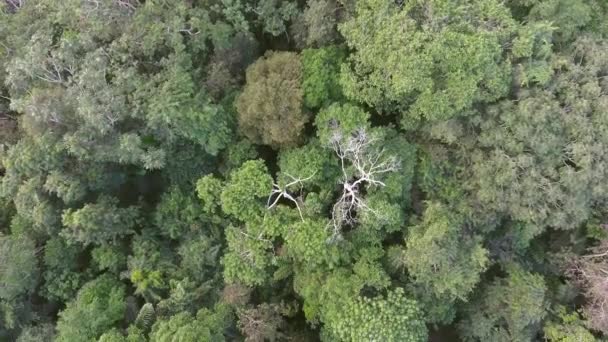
[236,51,307,147]
[0,0,607,340]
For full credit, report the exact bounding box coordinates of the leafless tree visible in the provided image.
[237,303,285,342]
[328,128,399,238]
[568,239,608,333]
[222,283,252,307]
[264,127,399,239]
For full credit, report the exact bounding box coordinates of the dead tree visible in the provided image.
[328,128,400,238]
[568,239,608,333]
[237,303,285,342]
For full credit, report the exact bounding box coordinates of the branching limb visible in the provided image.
[4,0,25,12]
[328,128,399,239]
[267,172,316,221]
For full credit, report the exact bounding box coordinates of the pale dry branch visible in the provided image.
[568,239,608,333]
[4,0,25,12]
[328,128,399,239]
[115,0,138,11]
[267,172,315,221]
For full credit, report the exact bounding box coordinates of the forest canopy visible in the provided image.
[0,0,608,341]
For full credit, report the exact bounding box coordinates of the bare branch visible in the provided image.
[568,239,608,333]
[115,0,138,12]
[267,172,316,221]
[4,0,25,12]
[178,28,201,36]
[328,128,399,239]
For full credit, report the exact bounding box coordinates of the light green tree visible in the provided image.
[340,0,516,127]
[543,307,597,342]
[325,288,427,342]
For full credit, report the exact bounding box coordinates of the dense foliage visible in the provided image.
[0,0,607,341]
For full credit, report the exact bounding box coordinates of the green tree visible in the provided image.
[11,176,62,238]
[325,288,427,342]
[543,307,597,342]
[16,324,55,342]
[97,326,146,342]
[56,275,126,342]
[196,175,226,224]
[302,0,341,47]
[92,244,127,275]
[143,52,233,156]
[61,196,139,246]
[459,266,547,341]
[43,170,87,204]
[468,36,608,231]
[0,235,38,301]
[223,224,274,286]
[254,0,299,36]
[301,46,345,109]
[220,160,273,222]
[314,102,370,144]
[404,202,488,301]
[525,0,607,43]
[126,231,176,303]
[154,187,205,240]
[42,237,85,301]
[149,304,232,342]
[340,0,516,126]
[178,234,221,284]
